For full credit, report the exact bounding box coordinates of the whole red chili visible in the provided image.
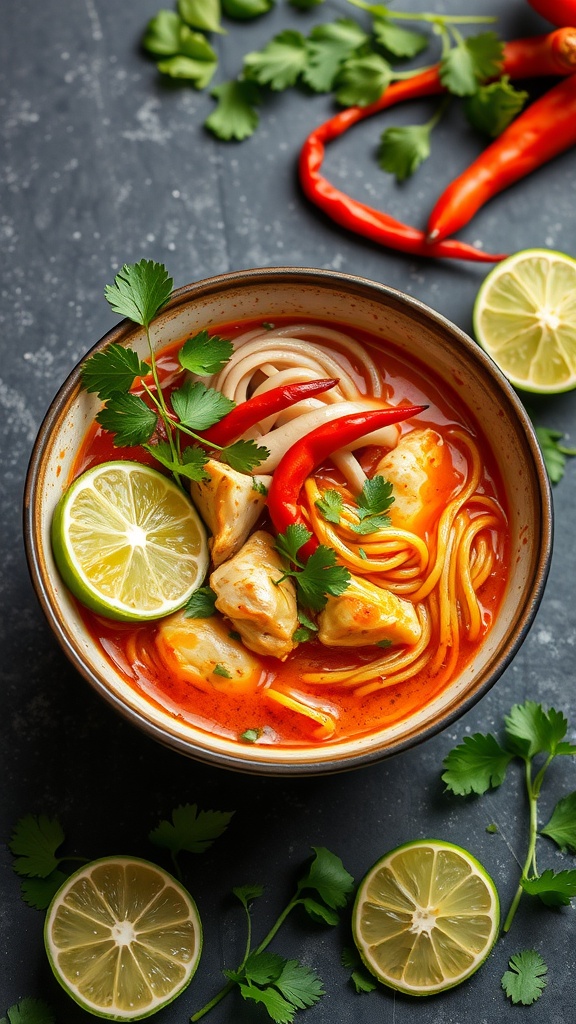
[200,377,339,446]
[298,31,576,262]
[267,404,426,558]
[426,73,576,244]
[527,0,576,27]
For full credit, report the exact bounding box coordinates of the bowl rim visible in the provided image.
[23,265,554,775]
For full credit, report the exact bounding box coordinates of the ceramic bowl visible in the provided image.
[24,267,553,774]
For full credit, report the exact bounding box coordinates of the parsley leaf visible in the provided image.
[97,393,158,447]
[104,259,173,329]
[535,425,576,484]
[171,379,235,430]
[315,489,343,524]
[1,999,56,1024]
[372,17,428,59]
[501,950,547,1006]
[442,733,513,795]
[206,80,261,140]
[335,52,392,107]
[540,792,576,853]
[178,0,224,34]
[149,803,234,857]
[9,815,65,878]
[184,585,217,617]
[521,868,576,907]
[465,76,528,138]
[440,32,503,97]
[244,30,308,90]
[81,343,150,399]
[179,328,234,375]
[303,19,369,93]
[220,438,270,473]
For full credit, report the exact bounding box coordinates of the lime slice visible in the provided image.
[44,856,202,1020]
[353,839,499,996]
[473,248,576,393]
[51,460,209,621]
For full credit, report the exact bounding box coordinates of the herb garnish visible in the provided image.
[0,999,56,1024]
[535,425,576,484]
[442,700,576,932]
[141,2,525,172]
[501,949,548,1006]
[80,259,269,485]
[275,523,351,613]
[316,475,394,534]
[184,585,218,617]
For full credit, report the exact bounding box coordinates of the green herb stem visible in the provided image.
[346,1,496,26]
[502,752,554,934]
[190,981,235,1022]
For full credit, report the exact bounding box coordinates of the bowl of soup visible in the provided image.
[24,266,552,774]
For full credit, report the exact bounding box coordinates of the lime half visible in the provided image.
[353,839,499,996]
[473,248,576,393]
[51,461,209,620]
[44,856,202,1020]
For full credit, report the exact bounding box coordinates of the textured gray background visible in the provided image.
[2,0,575,1021]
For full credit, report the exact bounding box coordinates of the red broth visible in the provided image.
[71,318,510,748]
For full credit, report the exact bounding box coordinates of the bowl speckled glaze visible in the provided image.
[24,267,553,775]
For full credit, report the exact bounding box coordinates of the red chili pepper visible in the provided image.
[527,0,576,28]
[298,31,576,262]
[201,377,339,447]
[426,73,576,244]
[267,404,426,558]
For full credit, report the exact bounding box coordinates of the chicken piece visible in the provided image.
[155,609,262,693]
[317,574,421,648]
[375,428,458,536]
[190,460,267,567]
[210,530,298,660]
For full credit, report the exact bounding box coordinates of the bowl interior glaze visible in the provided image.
[24,268,553,774]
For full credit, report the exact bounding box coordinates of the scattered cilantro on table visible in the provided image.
[139,0,526,173]
[534,425,576,484]
[501,950,548,1006]
[0,999,55,1024]
[442,700,576,932]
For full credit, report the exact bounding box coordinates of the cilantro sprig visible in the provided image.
[442,700,576,932]
[315,475,394,534]
[191,847,354,1022]
[534,425,576,484]
[275,523,351,613]
[80,260,269,485]
[8,814,87,910]
[140,2,524,177]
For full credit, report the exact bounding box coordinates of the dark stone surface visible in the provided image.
[2,1,575,1021]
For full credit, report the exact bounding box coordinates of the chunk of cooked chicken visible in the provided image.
[155,609,263,693]
[190,460,267,567]
[210,530,298,660]
[317,574,421,647]
[375,428,458,536]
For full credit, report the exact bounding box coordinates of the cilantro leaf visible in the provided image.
[97,393,158,447]
[341,947,377,993]
[178,0,224,34]
[290,0,325,8]
[146,440,210,481]
[20,871,69,911]
[214,663,232,677]
[372,17,428,59]
[157,44,218,90]
[298,897,339,925]
[521,868,576,907]
[104,259,173,329]
[171,379,235,430]
[303,19,369,93]
[9,814,65,878]
[184,585,217,618]
[273,959,325,1010]
[81,344,150,400]
[275,524,312,565]
[220,438,270,473]
[243,30,308,90]
[297,545,351,611]
[142,10,184,56]
[379,122,433,182]
[149,803,234,855]
[315,489,343,524]
[535,425,576,484]
[297,846,354,910]
[237,980,295,1024]
[501,950,547,1006]
[335,52,392,108]
[233,883,264,907]
[206,80,260,140]
[541,792,576,853]
[504,700,568,758]
[442,733,513,795]
[223,0,274,17]
[440,33,503,97]
[179,329,234,375]
[2,999,56,1024]
[351,474,395,532]
[465,76,528,138]
[232,954,324,1023]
